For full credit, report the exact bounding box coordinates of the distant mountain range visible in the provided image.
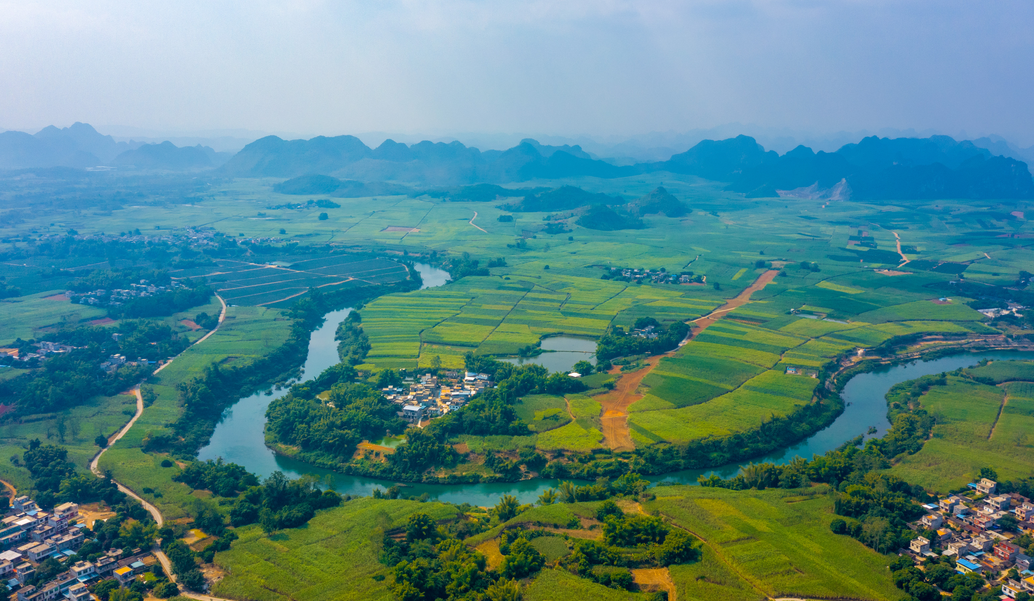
[657,135,1034,200]
[225,132,1034,199]
[2,122,1032,199]
[0,123,230,171]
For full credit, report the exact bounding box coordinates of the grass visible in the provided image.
[888,372,1034,492]
[525,569,654,601]
[649,485,906,601]
[0,392,137,491]
[516,395,571,433]
[530,536,571,561]
[0,290,108,345]
[212,497,458,601]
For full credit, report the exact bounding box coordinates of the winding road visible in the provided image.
[89,294,229,598]
[596,270,781,451]
[469,211,488,233]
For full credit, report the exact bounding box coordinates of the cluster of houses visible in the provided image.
[67,279,184,308]
[603,267,702,285]
[382,371,493,425]
[907,478,1034,593]
[977,304,1025,320]
[0,342,83,365]
[0,496,158,601]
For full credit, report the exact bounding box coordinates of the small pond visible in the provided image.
[502,336,598,374]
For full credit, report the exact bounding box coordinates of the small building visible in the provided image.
[988,495,1012,511]
[956,558,983,574]
[977,478,998,495]
[995,542,1021,563]
[26,544,53,562]
[910,537,930,554]
[64,583,90,601]
[113,566,134,585]
[69,561,95,581]
[940,496,962,513]
[920,514,943,529]
[401,405,425,424]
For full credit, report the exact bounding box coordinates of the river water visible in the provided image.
[198,265,1034,504]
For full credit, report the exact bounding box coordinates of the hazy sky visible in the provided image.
[2,0,1033,144]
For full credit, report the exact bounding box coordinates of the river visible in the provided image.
[198,267,1034,504]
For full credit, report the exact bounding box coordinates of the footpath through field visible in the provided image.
[596,270,780,451]
[89,295,233,600]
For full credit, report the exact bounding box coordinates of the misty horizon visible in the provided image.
[2,1,1032,147]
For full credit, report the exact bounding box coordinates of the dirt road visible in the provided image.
[893,231,910,266]
[595,270,780,451]
[469,211,488,233]
[88,295,231,599]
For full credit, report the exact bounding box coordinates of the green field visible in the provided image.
[888,366,1034,491]
[213,497,459,601]
[648,486,906,601]
[96,304,295,519]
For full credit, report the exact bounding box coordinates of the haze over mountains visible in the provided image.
[1,122,1032,200]
[0,122,230,171]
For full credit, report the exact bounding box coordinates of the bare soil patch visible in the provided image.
[79,503,117,527]
[382,226,420,232]
[89,317,117,326]
[43,293,69,301]
[180,319,202,330]
[632,568,677,601]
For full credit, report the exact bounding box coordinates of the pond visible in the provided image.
[501,336,597,374]
[198,266,1034,504]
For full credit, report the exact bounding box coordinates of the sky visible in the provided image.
[2,0,1033,146]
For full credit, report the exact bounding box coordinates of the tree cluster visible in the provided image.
[595,320,690,362]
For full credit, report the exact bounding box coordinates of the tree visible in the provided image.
[909,582,940,601]
[179,569,207,592]
[501,537,544,579]
[571,360,594,375]
[494,495,521,521]
[655,529,700,565]
[980,467,998,480]
[538,488,558,505]
[95,435,108,448]
[405,513,437,542]
[431,355,442,370]
[153,582,179,598]
[829,518,847,534]
[483,578,522,601]
[318,212,329,221]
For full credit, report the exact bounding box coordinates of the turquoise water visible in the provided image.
[197,267,1034,504]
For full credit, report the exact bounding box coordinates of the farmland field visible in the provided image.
[649,486,906,601]
[888,365,1034,491]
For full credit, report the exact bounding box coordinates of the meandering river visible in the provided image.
[198,266,1034,504]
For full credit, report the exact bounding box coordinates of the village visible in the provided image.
[0,494,167,601]
[600,266,703,285]
[907,477,1034,596]
[67,280,186,309]
[381,370,494,425]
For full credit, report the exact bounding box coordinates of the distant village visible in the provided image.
[0,495,160,601]
[0,335,156,374]
[378,370,494,425]
[67,280,185,308]
[907,477,1034,595]
[600,266,704,285]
